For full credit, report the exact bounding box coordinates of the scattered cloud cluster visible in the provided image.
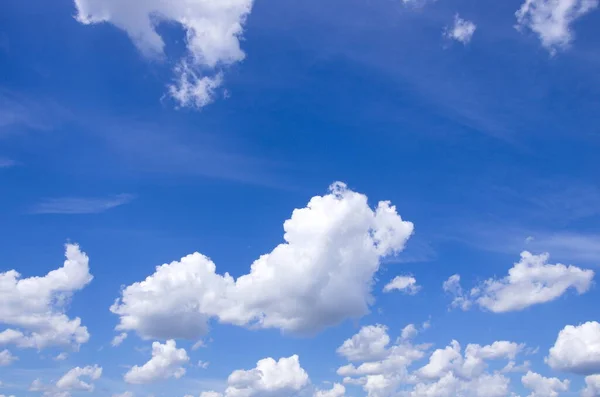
[3,184,599,397]
[66,0,598,115]
[330,322,530,397]
[73,0,254,108]
[0,244,92,350]
[110,182,414,340]
[444,251,594,312]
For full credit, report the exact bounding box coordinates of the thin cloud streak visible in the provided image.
[30,194,135,215]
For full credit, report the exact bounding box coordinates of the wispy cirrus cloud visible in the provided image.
[0,157,16,168]
[30,194,135,215]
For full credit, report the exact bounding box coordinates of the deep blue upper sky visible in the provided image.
[1,0,600,396]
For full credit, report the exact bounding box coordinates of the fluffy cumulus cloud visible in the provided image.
[515,0,599,53]
[334,322,526,397]
[546,321,600,374]
[582,375,600,397]
[336,323,428,396]
[73,0,254,108]
[0,244,93,350]
[56,365,103,392]
[30,365,102,397]
[110,182,414,340]
[124,340,189,384]
[337,324,392,362]
[202,355,309,397]
[444,251,594,313]
[111,332,128,347]
[444,14,477,44]
[0,349,17,366]
[442,275,472,311]
[314,383,345,397]
[521,371,569,397]
[383,275,421,295]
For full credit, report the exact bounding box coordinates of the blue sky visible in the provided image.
[1,0,600,396]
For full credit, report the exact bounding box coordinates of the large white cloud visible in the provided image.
[73,0,254,108]
[515,0,598,54]
[124,340,189,384]
[445,252,594,313]
[110,182,414,340]
[202,355,309,397]
[546,321,600,374]
[521,371,569,397]
[0,244,93,350]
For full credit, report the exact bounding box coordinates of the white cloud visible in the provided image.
[56,365,103,392]
[383,276,421,295]
[410,372,510,397]
[315,383,345,397]
[401,324,419,341]
[515,0,598,53]
[110,182,414,340]
[203,355,309,397]
[442,275,472,311]
[409,340,523,397]
[501,360,531,373]
[54,352,68,361]
[168,67,223,109]
[582,374,600,397]
[547,321,600,374]
[445,252,594,313]
[0,157,16,168]
[0,350,17,366]
[31,194,134,214]
[521,371,569,397]
[112,332,128,347]
[73,0,254,108]
[198,360,210,369]
[124,340,189,384]
[200,393,224,397]
[0,244,92,349]
[31,365,102,397]
[417,340,522,381]
[335,323,523,397]
[444,14,477,44]
[113,393,134,397]
[336,324,430,396]
[337,324,391,362]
